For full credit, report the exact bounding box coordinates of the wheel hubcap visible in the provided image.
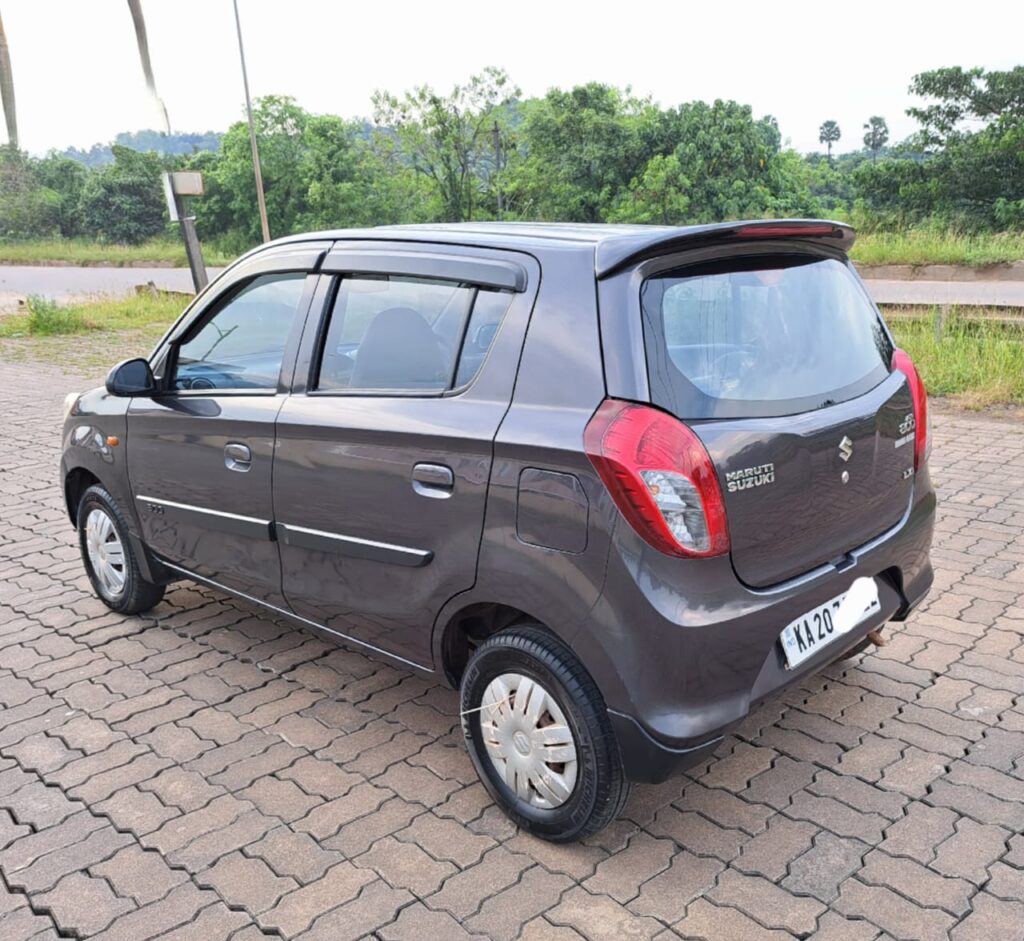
[84,508,125,598]
[478,672,578,809]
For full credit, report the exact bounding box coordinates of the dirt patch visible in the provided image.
[931,396,1024,421]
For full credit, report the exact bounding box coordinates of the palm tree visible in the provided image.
[818,120,841,162]
[0,11,18,148]
[862,116,889,162]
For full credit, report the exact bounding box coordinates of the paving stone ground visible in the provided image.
[2,357,1024,940]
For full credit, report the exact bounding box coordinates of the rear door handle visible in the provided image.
[412,462,454,498]
[224,442,252,472]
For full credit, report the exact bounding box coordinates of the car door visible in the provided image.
[273,243,539,667]
[126,247,324,605]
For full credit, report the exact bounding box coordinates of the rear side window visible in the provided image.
[315,275,513,393]
[642,255,892,419]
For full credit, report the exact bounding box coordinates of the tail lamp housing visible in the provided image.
[891,348,930,470]
[584,399,729,559]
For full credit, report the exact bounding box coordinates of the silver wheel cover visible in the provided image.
[478,672,579,809]
[84,508,126,598]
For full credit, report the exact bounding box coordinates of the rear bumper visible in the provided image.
[584,477,936,785]
[609,711,723,784]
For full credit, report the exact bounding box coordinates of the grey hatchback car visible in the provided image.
[61,220,934,841]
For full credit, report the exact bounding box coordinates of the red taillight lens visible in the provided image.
[734,223,838,239]
[584,399,729,558]
[892,348,929,470]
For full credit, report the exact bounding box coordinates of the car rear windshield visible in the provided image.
[641,254,892,419]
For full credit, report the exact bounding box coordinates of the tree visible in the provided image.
[0,149,59,238]
[372,67,519,222]
[854,66,1024,230]
[80,145,166,243]
[862,116,889,161]
[907,65,1024,147]
[819,120,841,160]
[33,154,89,237]
[200,96,311,244]
[610,153,690,224]
[611,99,817,225]
[504,83,659,222]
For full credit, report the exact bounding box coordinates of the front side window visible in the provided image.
[315,275,512,393]
[643,255,892,419]
[172,273,306,391]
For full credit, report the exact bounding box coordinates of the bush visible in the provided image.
[25,296,88,335]
[80,145,167,245]
[0,147,61,238]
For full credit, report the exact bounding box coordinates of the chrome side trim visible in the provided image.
[135,495,274,541]
[158,559,432,672]
[276,522,433,568]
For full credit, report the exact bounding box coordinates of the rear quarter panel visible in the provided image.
[432,244,617,668]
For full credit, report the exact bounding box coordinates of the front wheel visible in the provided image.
[460,625,629,842]
[78,484,164,615]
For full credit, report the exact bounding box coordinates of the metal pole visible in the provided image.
[492,122,503,219]
[175,193,208,291]
[127,0,206,292]
[232,0,270,243]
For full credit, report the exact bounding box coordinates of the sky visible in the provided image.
[1,0,1020,155]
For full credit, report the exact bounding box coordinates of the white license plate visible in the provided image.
[780,577,881,670]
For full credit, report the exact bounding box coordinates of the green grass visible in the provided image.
[0,238,234,268]
[0,292,186,340]
[23,295,88,335]
[886,306,1024,406]
[853,231,1024,267]
[1,231,1022,269]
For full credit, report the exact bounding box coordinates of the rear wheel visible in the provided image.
[460,625,629,842]
[78,485,164,615]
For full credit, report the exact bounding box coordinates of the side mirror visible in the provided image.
[105,358,155,396]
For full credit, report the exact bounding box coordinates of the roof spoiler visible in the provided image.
[595,219,855,278]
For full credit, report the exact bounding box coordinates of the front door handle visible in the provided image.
[224,442,252,472]
[412,462,454,498]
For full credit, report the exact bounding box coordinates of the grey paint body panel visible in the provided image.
[60,222,935,786]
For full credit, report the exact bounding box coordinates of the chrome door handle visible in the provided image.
[224,442,252,472]
[412,462,454,498]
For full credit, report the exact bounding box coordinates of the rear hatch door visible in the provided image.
[640,250,914,588]
[698,374,914,586]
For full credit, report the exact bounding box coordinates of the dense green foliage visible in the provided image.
[0,65,1021,253]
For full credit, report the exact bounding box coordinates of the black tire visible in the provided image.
[460,625,629,842]
[78,484,164,615]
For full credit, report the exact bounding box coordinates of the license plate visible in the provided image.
[779,577,881,670]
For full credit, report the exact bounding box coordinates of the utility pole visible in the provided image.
[126,0,207,292]
[492,121,504,219]
[232,0,270,243]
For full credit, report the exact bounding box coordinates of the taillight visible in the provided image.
[584,399,729,558]
[734,223,839,239]
[892,348,930,470]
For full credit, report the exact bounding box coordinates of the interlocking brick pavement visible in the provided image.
[2,357,1024,940]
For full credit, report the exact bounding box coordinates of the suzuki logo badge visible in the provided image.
[838,436,854,462]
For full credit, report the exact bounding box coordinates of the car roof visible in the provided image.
[253,220,855,279]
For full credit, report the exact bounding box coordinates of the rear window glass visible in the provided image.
[642,255,892,419]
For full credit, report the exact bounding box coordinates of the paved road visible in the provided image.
[2,359,1024,939]
[866,279,1024,307]
[0,266,225,312]
[1,265,1024,310]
